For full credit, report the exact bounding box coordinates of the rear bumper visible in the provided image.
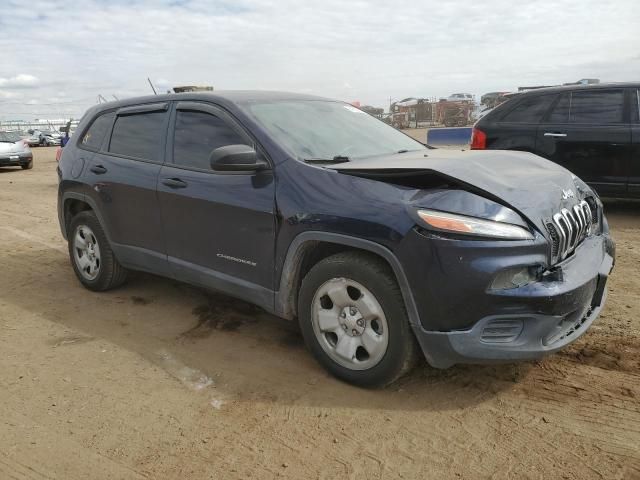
[0,152,32,166]
[413,234,615,368]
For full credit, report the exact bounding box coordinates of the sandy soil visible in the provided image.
[1,148,638,479]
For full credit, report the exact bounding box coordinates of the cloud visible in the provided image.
[0,74,39,89]
[0,0,638,119]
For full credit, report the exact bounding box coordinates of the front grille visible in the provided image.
[546,200,594,264]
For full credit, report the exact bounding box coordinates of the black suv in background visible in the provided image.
[57,92,614,387]
[471,83,640,198]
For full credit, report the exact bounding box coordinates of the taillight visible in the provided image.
[470,128,487,150]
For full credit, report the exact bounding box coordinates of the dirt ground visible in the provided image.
[1,148,638,480]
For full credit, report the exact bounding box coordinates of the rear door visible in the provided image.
[536,89,631,196]
[157,101,276,306]
[629,88,640,196]
[485,93,557,151]
[85,103,170,274]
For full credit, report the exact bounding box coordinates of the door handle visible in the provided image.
[543,132,567,138]
[162,178,188,189]
[89,164,107,174]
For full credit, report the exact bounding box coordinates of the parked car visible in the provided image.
[447,93,474,102]
[23,131,41,147]
[39,130,62,146]
[480,92,509,108]
[0,131,33,169]
[57,92,615,387]
[471,82,640,198]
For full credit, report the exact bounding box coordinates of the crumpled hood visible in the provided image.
[330,149,589,235]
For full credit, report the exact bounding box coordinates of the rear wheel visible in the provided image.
[68,211,128,291]
[298,251,418,387]
[21,160,33,170]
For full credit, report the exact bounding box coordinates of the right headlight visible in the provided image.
[417,209,533,240]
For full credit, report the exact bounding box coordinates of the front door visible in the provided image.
[157,101,276,308]
[535,89,631,197]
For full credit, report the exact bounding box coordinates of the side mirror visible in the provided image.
[209,144,268,172]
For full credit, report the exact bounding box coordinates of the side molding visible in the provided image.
[275,232,421,328]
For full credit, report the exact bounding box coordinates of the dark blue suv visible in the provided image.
[57,91,615,387]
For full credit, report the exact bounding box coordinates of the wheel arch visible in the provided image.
[60,192,111,241]
[275,232,420,328]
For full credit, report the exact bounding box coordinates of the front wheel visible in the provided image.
[67,211,128,291]
[298,251,418,388]
[21,161,33,170]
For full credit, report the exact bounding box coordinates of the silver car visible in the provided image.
[38,130,62,146]
[23,131,41,147]
[0,131,33,169]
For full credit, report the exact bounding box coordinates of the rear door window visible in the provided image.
[172,110,249,170]
[109,110,167,161]
[546,93,571,123]
[81,111,115,150]
[500,94,556,123]
[632,89,639,123]
[569,90,624,124]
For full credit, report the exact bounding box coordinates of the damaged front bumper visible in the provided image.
[411,233,615,369]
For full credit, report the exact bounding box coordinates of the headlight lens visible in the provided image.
[417,209,533,240]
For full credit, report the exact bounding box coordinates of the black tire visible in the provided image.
[21,161,33,170]
[298,251,418,388]
[67,211,128,291]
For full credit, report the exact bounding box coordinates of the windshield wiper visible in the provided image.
[303,155,350,164]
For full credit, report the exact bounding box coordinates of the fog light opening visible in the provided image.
[490,266,541,290]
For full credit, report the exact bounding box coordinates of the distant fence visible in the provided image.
[426,127,472,146]
[0,119,72,133]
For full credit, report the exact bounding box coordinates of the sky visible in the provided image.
[0,0,638,120]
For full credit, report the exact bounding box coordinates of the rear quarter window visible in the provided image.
[80,111,115,150]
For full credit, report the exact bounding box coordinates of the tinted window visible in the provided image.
[570,90,624,124]
[81,112,114,150]
[172,110,248,170]
[501,94,556,123]
[632,89,639,123]
[109,111,166,160]
[547,93,570,123]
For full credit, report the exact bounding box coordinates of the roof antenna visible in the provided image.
[147,77,158,95]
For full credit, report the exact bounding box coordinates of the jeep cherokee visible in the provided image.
[57,91,615,387]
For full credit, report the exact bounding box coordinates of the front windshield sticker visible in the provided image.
[343,105,366,114]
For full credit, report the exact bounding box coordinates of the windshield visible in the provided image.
[244,100,425,161]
